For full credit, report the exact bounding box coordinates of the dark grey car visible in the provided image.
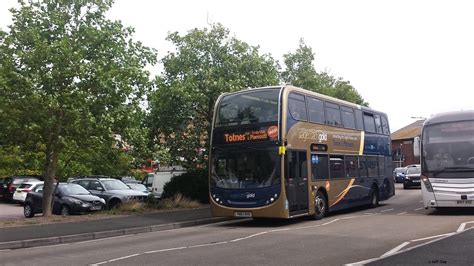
[403,165,421,189]
[70,177,148,208]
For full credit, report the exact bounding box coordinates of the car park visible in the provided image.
[393,167,407,183]
[403,164,421,189]
[12,181,43,205]
[3,175,42,202]
[70,176,149,208]
[23,183,105,218]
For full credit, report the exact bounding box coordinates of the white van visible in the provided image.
[142,170,185,198]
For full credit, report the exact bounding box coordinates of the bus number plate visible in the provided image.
[234,211,252,217]
[456,200,472,204]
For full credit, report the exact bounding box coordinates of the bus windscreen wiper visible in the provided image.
[433,166,474,177]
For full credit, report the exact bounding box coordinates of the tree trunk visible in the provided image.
[42,118,62,217]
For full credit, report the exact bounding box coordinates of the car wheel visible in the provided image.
[24,203,34,218]
[403,183,409,189]
[109,199,122,209]
[60,205,70,216]
[369,187,379,208]
[312,190,328,220]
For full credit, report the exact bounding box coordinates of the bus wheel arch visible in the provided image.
[312,189,328,220]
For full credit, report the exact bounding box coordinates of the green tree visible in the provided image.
[0,0,156,216]
[281,39,368,106]
[149,24,279,169]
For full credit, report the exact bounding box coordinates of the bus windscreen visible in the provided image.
[422,120,474,176]
[211,147,280,189]
[215,89,279,127]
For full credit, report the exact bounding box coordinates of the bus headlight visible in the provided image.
[422,176,433,192]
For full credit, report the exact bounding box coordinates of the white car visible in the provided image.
[13,181,44,204]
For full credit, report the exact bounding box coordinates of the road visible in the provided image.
[0,202,23,220]
[1,184,474,265]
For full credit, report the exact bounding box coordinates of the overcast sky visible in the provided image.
[1,0,473,131]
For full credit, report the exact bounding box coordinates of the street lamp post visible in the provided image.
[398,143,403,167]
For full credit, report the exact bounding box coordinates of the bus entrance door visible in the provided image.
[286,151,309,215]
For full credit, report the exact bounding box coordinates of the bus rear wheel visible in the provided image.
[313,190,328,220]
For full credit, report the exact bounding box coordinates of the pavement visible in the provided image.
[0,207,232,250]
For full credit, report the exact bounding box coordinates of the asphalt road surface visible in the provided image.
[0,202,23,220]
[2,184,474,266]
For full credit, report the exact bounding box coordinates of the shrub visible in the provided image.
[162,168,209,203]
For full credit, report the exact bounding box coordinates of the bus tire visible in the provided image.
[313,190,328,220]
[369,187,379,208]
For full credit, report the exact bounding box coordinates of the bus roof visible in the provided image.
[218,85,387,117]
[424,110,474,126]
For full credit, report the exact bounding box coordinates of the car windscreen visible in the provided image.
[407,167,421,174]
[215,89,280,127]
[59,184,91,195]
[129,184,147,191]
[101,180,130,190]
[18,183,33,189]
[13,178,40,185]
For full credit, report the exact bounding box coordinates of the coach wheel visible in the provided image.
[313,190,328,220]
[369,187,379,208]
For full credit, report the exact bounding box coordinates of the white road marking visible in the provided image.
[322,218,340,226]
[347,220,474,265]
[411,233,454,242]
[90,214,364,265]
[144,247,187,254]
[457,221,474,233]
[419,201,423,203]
[230,231,268,242]
[188,241,228,248]
[414,207,423,211]
[396,212,407,215]
[380,208,394,213]
[108,254,140,262]
[381,242,410,257]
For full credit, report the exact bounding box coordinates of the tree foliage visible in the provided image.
[149,24,280,169]
[0,0,156,216]
[282,39,368,106]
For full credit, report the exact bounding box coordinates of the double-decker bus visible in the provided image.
[209,85,394,219]
[421,110,474,209]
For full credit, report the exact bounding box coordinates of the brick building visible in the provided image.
[391,119,425,168]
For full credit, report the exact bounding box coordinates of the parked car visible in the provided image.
[23,183,105,218]
[12,181,44,205]
[121,176,141,184]
[403,164,421,189]
[70,177,149,208]
[0,178,6,201]
[3,175,42,202]
[127,183,150,195]
[393,167,407,183]
[142,170,185,199]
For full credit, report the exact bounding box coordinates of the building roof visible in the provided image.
[391,120,425,140]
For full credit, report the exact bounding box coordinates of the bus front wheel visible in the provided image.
[313,190,328,220]
[369,187,379,208]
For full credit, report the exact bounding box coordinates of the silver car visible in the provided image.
[70,177,149,209]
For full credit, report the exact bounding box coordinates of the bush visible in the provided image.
[162,168,209,203]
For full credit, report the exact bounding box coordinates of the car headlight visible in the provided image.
[99,198,106,204]
[70,198,84,205]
